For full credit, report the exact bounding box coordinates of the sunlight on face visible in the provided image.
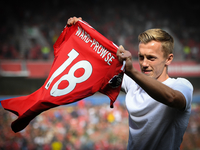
[138,41,169,82]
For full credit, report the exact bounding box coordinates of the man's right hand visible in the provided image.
[67,17,82,26]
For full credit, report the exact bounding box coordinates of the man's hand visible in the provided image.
[67,17,82,26]
[117,45,133,74]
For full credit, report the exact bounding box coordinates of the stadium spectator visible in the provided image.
[28,39,41,60]
[0,43,19,59]
[183,45,191,59]
[41,46,51,60]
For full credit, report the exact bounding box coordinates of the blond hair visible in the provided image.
[138,29,174,58]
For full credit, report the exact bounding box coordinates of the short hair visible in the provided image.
[138,29,174,58]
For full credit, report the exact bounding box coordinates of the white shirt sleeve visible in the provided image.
[122,74,138,93]
[172,78,193,111]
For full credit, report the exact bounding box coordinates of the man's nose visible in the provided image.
[142,58,149,67]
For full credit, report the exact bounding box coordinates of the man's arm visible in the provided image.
[117,46,186,110]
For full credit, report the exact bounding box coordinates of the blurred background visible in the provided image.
[0,0,200,149]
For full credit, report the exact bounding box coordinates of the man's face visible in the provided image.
[138,40,170,82]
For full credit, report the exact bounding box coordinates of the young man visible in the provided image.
[67,17,193,150]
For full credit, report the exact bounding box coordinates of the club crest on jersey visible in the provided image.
[108,72,123,88]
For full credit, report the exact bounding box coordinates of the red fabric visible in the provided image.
[1,20,124,132]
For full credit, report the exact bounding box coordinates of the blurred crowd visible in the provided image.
[0,0,200,61]
[181,103,200,150]
[0,100,200,150]
[0,101,129,150]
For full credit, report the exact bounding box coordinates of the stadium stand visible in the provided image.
[0,0,200,149]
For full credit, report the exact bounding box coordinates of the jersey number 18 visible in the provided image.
[45,49,93,97]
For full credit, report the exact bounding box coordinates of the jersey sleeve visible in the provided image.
[99,60,124,108]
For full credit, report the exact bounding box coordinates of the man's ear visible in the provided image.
[165,54,173,66]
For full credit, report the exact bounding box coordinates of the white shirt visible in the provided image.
[122,74,193,150]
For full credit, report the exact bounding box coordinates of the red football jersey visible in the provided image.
[1,20,124,132]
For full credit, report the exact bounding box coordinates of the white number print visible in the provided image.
[45,49,92,97]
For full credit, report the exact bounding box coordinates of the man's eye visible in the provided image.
[149,57,155,61]
[139,56,144,60]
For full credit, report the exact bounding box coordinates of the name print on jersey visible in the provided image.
[75,26,115,66]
